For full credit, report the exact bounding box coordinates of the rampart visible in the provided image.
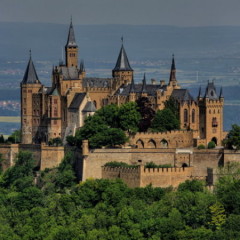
[131,130,195,148]
[102,165,194,188]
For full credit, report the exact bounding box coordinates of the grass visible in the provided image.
[0,116,20,123]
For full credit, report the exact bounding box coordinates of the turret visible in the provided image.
[112,38,133,85]
[141,73,148,97]
[168,54,178,88]
[65,19,78,68]
[21,51,42,144]
[129,76,136,102]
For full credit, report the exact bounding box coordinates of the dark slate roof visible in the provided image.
[65,20,78,48]
[49,87,60,96]
[198,86,203,98]
[204,81,218,100]
[219,86,223,98]
[21,56,41,84]
[115,83,167,96]
[68,93,86,110]
[79,60,85,73]
[171,89,195,102]
[82,101,96,112]
[58,66,79,80]
[141,74,147,93]
[129,77,135,93]
[83,77,112,88]
[113,44,133,71]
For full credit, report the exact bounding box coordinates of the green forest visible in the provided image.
[0,151,240,240]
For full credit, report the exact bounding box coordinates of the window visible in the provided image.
[209,110,211,114]
[37,110,39,116]
[37,119,40,124]
[23,108,26,114]
[23,98,26,103]
[212,117,218,127]
[24,119,27,124]
[54,99,58,104]
[54,107,57,117]
[192,109,195,123]
[28,90,32,93]
[184,109,188,123]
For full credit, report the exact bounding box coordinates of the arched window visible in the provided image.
[136,139,144,148]
[93,100,97,109]
[148,139,156,148]
[54,107,58,117]
[192,109,195,123]
[184,109,188,123]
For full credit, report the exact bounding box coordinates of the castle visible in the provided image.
[20,20,225,148]
[1,20,235,188]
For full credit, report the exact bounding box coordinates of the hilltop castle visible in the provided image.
[20,20,225,148]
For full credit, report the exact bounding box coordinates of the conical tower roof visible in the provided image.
[65,19,78,48]
[169,54,176,82]
[113,43,133,71]
[21,52,41,84]
[141,73,147,93]
[129,76,135,93]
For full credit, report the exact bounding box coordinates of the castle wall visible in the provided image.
[102,166,194,188]
[224,150,240,163]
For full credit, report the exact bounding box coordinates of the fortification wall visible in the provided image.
[192,149,223,177]
[40,144,64,169]
[0,144,19,170]
[83,148,176,180]
[224,150,240,163]
[102,166,194,188]
[131,130,194,148]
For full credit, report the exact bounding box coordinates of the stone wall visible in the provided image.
[102,165,194,188]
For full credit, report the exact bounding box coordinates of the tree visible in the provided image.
[208,141,215,149]
[224,124,240,150]
[164,97,179,119]
[208,201,226,230]
[151,108,180,132]
[136,97,156,132]
[118,102,141,134]
[7,130,21,143]
[0,135,4,143]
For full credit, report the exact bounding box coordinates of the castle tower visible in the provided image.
[65,19,78,68]
[168,54,178,89]
[21,52,42,144]
[198,81,224,146]
[47,87,62,140]
[79,60,86,78]
[129,77,136,102]
[112,40,133,86]
[141,73,148,97]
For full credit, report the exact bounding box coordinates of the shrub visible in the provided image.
[104,161,137,168]
[197,144,206,150]
[208,141,216,149]
[145,161,172,168]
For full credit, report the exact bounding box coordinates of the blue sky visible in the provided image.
[1,0,240,26]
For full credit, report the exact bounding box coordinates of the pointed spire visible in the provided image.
[79,60,85,73]
[129,76,135,93]
[219,86,223,98]
[169,54,176,83]
[198,86,202,98]
[65,18,77,48]
[21,52,41,84]
[141,73,147,93]
[113,41,133,71]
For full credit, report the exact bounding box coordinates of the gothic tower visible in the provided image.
[65,19,78,67]
[198,81,224,146]
[168,54,178,89]
[112,41,133,87]
[21,53,42,144]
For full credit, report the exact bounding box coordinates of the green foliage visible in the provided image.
[208,141,216,149]
[224,124,240,150]
[145,161,172,168]
[49,137,63,146]
[208,201,226,230]
[178,179,205,193]
[7,130,21,143]
[0,135,4,143]
[197,144,206,150]
[151,108,180,132]
[164,97,179,119]
[104,161,138,168]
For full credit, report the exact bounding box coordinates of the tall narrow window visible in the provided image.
[54,107,58,117]
[184,109,188,123]
[212,117,218,127]
[192,109,195,123]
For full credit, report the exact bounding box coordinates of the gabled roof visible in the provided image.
[21,56,41,85]
[68,93,86,110]
[58,66,79,80]
[65,20,78,48]
[113,44,133,71]
[171,89,195,102]
[82,101,96,112]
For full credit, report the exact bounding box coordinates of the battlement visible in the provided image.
[102,165,194,188]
